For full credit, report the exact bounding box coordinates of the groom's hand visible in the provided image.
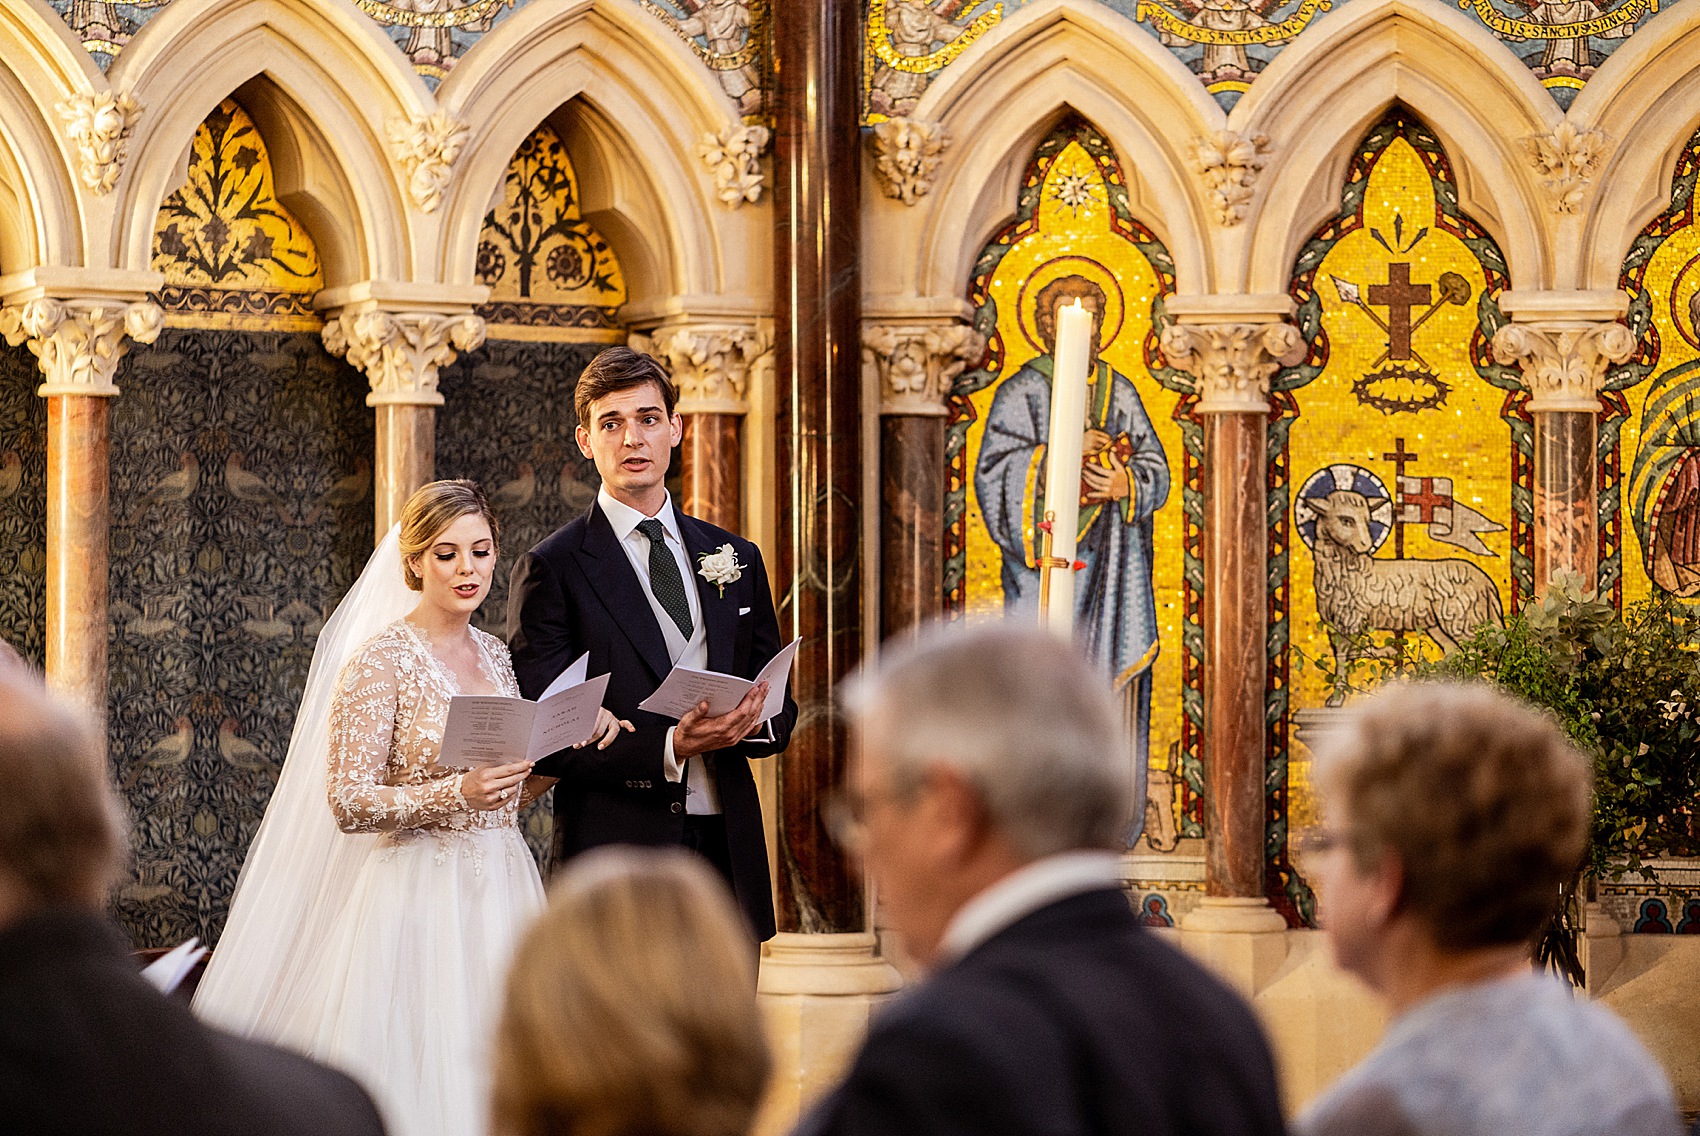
[674,682,769,758]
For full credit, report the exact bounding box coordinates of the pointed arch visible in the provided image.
[438,0,759,310]
[885,0,1220,303]
[0,0,101,273]
[106,0,428,287]
[1233,0,1556,295]
[1573,8,1700,290]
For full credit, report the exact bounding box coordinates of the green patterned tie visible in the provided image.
[637,518,694,638]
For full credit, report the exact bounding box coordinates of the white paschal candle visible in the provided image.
[1042,298,1093,637]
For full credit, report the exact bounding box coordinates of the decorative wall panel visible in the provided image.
[107,330,373,949]
[0,346,46,668]
[1275,108,1522,921]
[948,116,1203,907]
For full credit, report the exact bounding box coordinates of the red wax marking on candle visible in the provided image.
[1038,520,1053,533]
[1072,560,1087,571]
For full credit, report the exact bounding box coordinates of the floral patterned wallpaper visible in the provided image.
[0,346,46,668]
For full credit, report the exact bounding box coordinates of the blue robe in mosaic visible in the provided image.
[975,355,1169,788]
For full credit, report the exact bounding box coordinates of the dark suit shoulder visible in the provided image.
[210,1032,387,1136]
[679,512,759,557]
[526,512,591,561]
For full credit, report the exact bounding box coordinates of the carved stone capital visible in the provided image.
[0,297,162,397]
[1521,123,1610,215]
[1159,321,1304,414]
[386,111,470,213]
[862,321,987,417]
[57,91,142,196]
[1188,131,1271,227]
[698,123,770,208]
[1490,320,1635,413]
[650,323,770,415]
[869,117,950,207]
[321,309,487,407]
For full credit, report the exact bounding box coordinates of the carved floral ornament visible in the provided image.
[1521,123,1611,215]
[1158,321,1305,414]
[1490,321,1635,413]
[321,309,487,407]
[387,111,471,213]
[861,322,986,416]
[697,123,770,208]
[0,297,163,397]
[869,117,951,206]
[58,91,143,196]
[1188,131,1271,227]
[648,324,771,415]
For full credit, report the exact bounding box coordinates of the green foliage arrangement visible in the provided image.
[1421,574,1700,883]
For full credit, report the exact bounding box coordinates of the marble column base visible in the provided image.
[1178,897,1291,999]
[879,415,944,642]
[1203,413,1267,898]
[755,932,904,1136]
[1581,901,1624,996]
[374,404,435,536]
[1534,409,1597,590]
[682,412,741,532]
[46,395,109,728]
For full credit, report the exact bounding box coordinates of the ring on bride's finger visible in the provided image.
[499,788,510,800]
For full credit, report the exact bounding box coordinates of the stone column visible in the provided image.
[1160,308,1303,992]
[651,323,770,532]
[757,2,901,1131]
[1492,292,1635,592]
[320,299,486,536]
[863,319,985,642]
[0,285,162,724]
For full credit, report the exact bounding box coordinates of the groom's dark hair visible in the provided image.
[575,346,679,428]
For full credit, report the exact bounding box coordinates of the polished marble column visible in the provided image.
[1535,411,1597,588]
[863,319,984,642]
[1,290,162,724]
[320,300,486,538]
[683,413,741,531]
[1491,309,1634,593]
[1160,316,1303,901]
[771,0,864,936]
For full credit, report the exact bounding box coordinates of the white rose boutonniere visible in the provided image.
[697,543,744,597]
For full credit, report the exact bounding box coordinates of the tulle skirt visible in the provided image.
[271,825,545,1136]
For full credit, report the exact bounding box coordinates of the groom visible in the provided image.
[508,346,795,942]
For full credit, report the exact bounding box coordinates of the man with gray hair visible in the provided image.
[0,670,387,1136]
[796,623,1285,1136]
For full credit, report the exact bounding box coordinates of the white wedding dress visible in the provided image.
[194,530,545,1136]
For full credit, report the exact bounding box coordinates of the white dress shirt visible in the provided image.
[596,487,720,814]
[935,850,1125,964]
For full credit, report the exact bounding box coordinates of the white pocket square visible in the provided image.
[738,606,751,616]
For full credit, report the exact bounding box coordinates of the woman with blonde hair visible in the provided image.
[493,846,770,1136]
[196,480,628,1136]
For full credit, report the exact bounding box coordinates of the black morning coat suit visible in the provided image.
[0,909,387,1136]
[796,888,1289,1136]
[508,501,796,941]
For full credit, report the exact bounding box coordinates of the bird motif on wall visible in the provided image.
[305,457,372,525]
[559,463,596,512]
[128,594,184,638]
[138,717,195,768]
[218,718,273,772]
[278,600,323,639]
[490,462,537,510]
[127,452,200,522]
[239,600,293,640]
[225,452,288,513]
[0,450,21,499]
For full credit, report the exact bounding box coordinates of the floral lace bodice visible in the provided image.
[326,619,522,834]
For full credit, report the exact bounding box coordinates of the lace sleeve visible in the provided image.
[326,643,468,833]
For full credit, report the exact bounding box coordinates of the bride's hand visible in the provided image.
[461,760,533,810]
[576,707,634,751]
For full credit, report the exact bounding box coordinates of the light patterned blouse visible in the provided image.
[326,618,522,834]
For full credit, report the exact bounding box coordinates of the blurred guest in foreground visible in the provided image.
[492,846,769,1136]
[1298,681,1681,1136]
[0,670,386,1136]
[796,623,1285,1136]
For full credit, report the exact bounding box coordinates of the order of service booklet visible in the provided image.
[437,653,610,768]
[636,637,801,724]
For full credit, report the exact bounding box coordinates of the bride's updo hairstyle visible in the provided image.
[398,479,501,591]
[492,846,769,1136]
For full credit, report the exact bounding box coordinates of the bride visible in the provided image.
[195,480,624,1136]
